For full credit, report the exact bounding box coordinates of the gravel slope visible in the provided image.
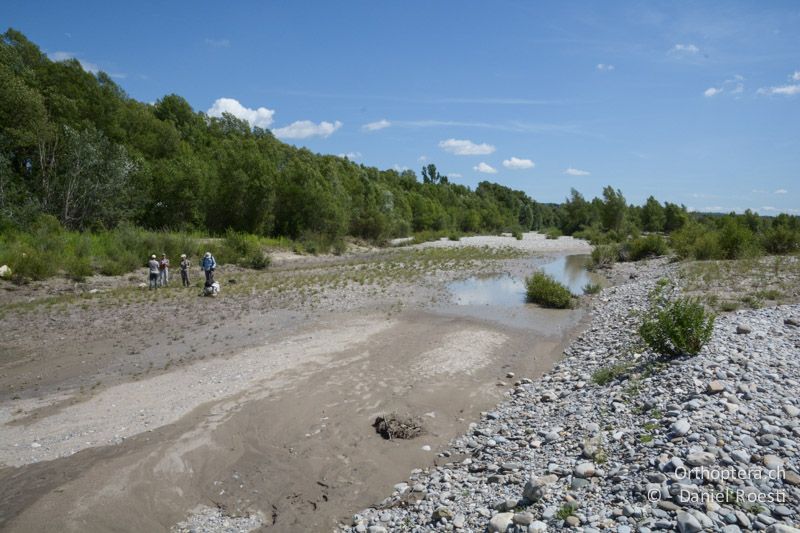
[344,259,800,533]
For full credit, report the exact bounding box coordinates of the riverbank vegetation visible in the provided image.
[525,272,574,308]
[1,29,798,284]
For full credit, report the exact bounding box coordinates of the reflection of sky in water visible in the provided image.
[448,254,595,307]
[449,275,526,306]
[539,255,593,294]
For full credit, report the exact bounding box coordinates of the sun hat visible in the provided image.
[204,252,211,258]
[181,254,186,258]
[151,254,156,259]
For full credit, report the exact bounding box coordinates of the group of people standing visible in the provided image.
[147,252,216,290]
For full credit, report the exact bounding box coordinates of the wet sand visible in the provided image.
[0,235,593,532]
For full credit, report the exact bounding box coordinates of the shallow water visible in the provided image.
[448,254,596,308]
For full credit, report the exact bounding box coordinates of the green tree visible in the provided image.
[600,186,626,233]
[641,196,666,232]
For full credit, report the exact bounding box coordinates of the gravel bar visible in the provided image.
[343,258,800,533]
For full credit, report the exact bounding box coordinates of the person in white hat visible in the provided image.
[147,254,159,290]
[179,253,191,287]
[201,251,216,284]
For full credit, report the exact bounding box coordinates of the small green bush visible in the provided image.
[512,229,523,240]
[543,227,561,240]
[591,244,619,269]
[65,256,93,281]
[639,297,715,356]
[526,272,574,308]
[626,234,668,261]
[583,282,602,295]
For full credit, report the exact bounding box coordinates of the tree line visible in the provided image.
[1,29,797,268]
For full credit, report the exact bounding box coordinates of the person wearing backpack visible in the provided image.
[201,252,216,283]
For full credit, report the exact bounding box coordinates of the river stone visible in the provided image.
[676,511,702,533]
[706,380,725,394]
[784,317,800,327]
[528,521,547,532]
[574,462,596,478]
[686,451,715,466]
[763,454,784,470]
[513,512,533,526]
[672,419,691,436]
[765,525,800,533]
[523,475,557,501]
[432,507,454,521]
[565,516,580,527]
[783,404,800,417]
[736,324,752,334]
[453,514,466,529]
[784,470,800,486]
[488,512,514,533]
[772,505,795,517]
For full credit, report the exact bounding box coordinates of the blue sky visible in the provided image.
[5,0,799,213]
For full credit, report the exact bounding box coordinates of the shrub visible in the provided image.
[3,241,57,282]
[626,234,668,261]
[543,227,561,240]
[670,224,722,260]
[512,229,523,240]
[526,272,573,308]
[65,256,93,281]
[762,225,799,255]
[583,282,602,295]
[718,219,756,259]
[591,244,619,269]
[639,296,715,356]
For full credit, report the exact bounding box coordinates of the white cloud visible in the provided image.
[338,151,362,160]
[704,87,722,97]
[793,71,800,82]
[775,188,788,194]
[596,63,615,71]
[393,164,409,172]
[273,120,342,139]
[564,167,590,176]
[207,97,275,128]
[439,138,496,155]
[672,43,699,54]
[761,206,778,212]
[502,157,535,170]
[49,51,99,73]
[473,162,498,174]
[758,84,800,96]
[205,38,230,48]
[362,119,391,131]
[449,173,463,178]
[417,155,428,163]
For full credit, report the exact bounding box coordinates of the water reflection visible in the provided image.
[447,254,597,308]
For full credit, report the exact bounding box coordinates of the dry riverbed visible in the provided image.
[0,233,594,532]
